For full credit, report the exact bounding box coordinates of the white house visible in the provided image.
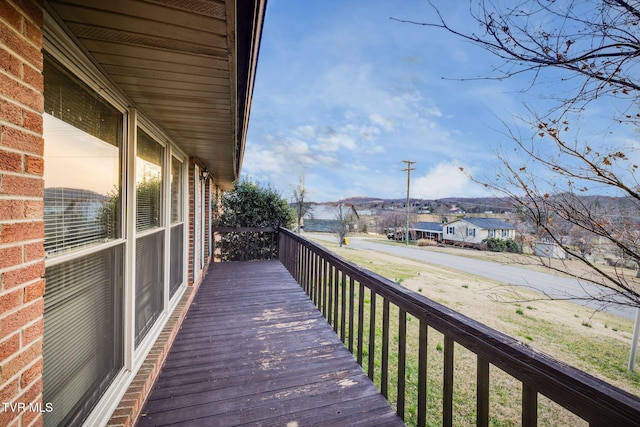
[442,218,516,246]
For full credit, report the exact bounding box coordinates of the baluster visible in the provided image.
[477,356,489,427]
[397,309,407,421]
[368,291,377,381]
[522,384,537,427]
[443,336,454,427]
[357,282,365,365]
[381,299,390,398]
[418,320,428,427]
[340,270,347,342]
[333,266,339,333]
[348,276,355,353]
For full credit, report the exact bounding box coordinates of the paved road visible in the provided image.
[305,233,636,320]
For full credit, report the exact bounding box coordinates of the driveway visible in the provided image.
[305,233,636,321]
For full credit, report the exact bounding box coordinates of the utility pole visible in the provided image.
[402,160,416,246]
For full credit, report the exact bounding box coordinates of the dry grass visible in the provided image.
[306,234,640,426]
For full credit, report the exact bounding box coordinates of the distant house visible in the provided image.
[412,221,444,242]
[303,204,359,232]
[534,241,569,259]
[442,218,515,246]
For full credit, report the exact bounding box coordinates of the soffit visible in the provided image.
[45,0,264,189]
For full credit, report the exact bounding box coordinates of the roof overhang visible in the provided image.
[45,0,267,190]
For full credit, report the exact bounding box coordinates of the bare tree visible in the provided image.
[335,204,352,247]
[291,174,312,233]
[400,1,640,309]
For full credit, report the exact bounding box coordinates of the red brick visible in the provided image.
[0,288,22,316]
[0,333,20,360]
[18,377,43,415]
[0,376,19,403]
[23,200,42,219]
[0,150,22,173]
[0,340,41,380]
[24,155,42,175]
[23,63,43,91]
[23,17,42,52]
[23,110,42,134]
[0,49,21,81]
[0,200,23,221]
[21,357,42,387]
[22,317,43,346]
[0,24,42,72]
[0,222,43,244]
[0,75,42,113]
[0,97,22,124]
[24,241,43,262]
[0,299,43,337]
[0,410,18,427]
[23,279,44,302]
[17,0,44,27]
[0,1,22,29]
[1,174,43,197]
[2,261,44,289]
[1,127,43,155]
[0,245,22,269]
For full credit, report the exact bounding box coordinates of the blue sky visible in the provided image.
[241,1,634,202]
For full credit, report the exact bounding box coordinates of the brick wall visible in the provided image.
[0,1,46,426]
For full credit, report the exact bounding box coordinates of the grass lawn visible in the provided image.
[304,234,640,426]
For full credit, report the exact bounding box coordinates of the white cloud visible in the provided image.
[412,162,489,199]
[369,114,394,131]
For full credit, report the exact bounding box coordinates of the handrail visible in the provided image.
[277,227,640,427]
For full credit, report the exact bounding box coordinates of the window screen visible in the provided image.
[43,246,124,427]
[43,57,122,256]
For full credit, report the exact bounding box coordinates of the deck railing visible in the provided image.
[276,228,640,427]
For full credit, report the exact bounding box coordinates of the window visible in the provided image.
[170,156,183,224]
[43,247,123,427]
[43,56,125,427]
[467,228,476,237]
[169,157,184,297]
[488,229,496,238]
[136,129,163,231]
[43,58,122,256]
[135,129,165,346]
[135,231,164,346]
[446,226,455,234]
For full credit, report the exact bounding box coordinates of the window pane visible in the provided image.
[136,129,163,231]
[43,245,124,427]
[171,157,183,224]
[43,58,122,256]
[169,223,184,298]
[135,231,165,347]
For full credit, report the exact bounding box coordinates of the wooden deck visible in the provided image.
[137,260,404,426]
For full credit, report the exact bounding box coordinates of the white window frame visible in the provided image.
[44,11,190,427]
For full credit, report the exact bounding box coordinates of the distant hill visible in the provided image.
[335,196,516,214]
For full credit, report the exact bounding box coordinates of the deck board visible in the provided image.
[137,260,404,426]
